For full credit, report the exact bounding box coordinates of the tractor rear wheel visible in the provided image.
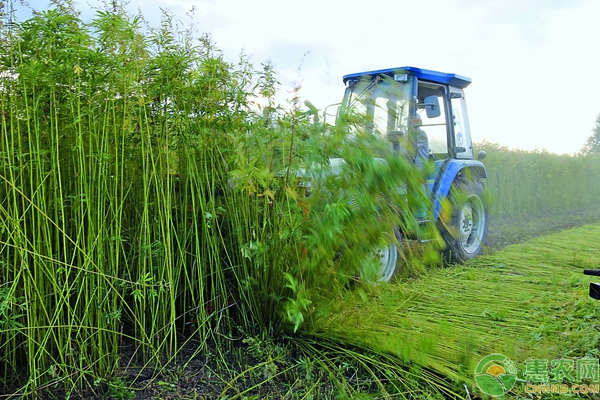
[442,181,489,263]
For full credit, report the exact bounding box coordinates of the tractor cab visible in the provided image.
[330,67,490,278]
[339,66,477,163]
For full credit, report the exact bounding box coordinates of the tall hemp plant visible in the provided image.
[0,2,429,396]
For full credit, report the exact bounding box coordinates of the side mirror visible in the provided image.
[477,150,487,161]
[422,95,441,119]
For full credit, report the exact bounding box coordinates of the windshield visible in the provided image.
[342,76,411,138]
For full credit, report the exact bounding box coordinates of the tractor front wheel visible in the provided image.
[366,228,403,282]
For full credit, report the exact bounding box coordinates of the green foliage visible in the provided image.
[581,114,600,155]
[0,2,425,396]
[0,3,255,395]
[106,376,136,400]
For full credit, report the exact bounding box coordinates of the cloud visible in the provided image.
[253,42,335,73]
[457,0,594,43]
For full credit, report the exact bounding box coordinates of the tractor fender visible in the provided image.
[431,159,487,219]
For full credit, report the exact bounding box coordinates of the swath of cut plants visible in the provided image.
[309,223,600,397]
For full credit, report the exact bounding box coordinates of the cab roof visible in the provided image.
[342,66,472,89]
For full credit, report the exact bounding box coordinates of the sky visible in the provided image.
[13,0,600,154]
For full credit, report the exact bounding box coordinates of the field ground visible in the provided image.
[312,223,600,398]
[109,215,600,399]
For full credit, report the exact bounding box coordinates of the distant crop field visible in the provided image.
[477,141,600,219]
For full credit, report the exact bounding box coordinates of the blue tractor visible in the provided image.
[329,66,490,281]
